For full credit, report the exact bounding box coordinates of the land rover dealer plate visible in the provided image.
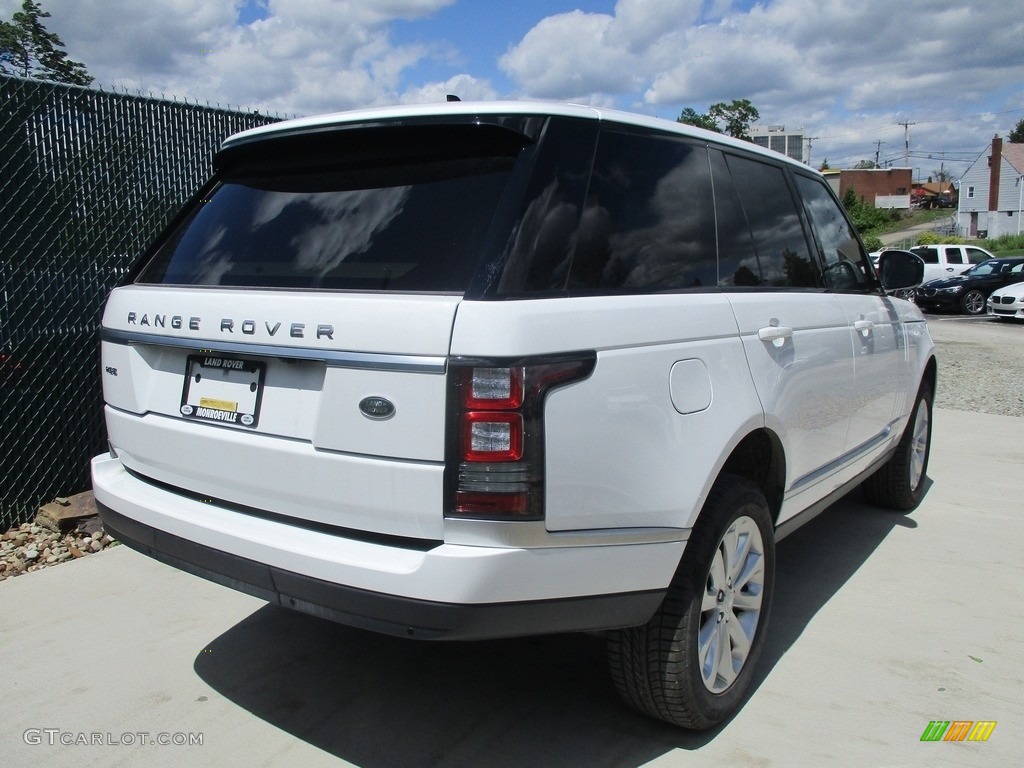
[180,355,265,428]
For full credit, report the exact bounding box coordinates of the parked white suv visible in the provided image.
[909,243,995,283]
[91,102,936,729]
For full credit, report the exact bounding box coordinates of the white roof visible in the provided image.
[220,99,811,172]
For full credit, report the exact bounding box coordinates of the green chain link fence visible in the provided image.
[1,74,280,530]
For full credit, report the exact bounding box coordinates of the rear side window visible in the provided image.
[568,131,717,291]
[913,247,939,264]
[946,250,964,264]
[716,153,820,288]
[966,247,989,264]
[136,124,526,292]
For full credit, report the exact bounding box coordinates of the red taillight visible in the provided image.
[462,366,523,410]
[461,411,523,462]
[446,354,596,521]
[454,491,528,516]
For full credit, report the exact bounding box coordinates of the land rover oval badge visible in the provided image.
[359,396,395,420]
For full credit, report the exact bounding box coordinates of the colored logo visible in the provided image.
[921,721,996,742]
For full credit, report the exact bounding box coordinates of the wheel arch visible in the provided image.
[717,428,786,526]
[920,354,938,399]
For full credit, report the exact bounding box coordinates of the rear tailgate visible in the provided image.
[100,286,457,540]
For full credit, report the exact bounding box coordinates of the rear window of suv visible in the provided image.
[136,123,530,292]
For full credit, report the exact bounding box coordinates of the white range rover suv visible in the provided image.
[92,102,935,729]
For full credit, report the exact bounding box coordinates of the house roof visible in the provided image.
[1003,143,1024,176]
[916,181,955,196]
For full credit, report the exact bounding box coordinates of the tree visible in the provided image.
[840,186,892,235]
[676,107,718,132]
[0,0,92,85]
[818,158,830,171]
[932,167,952,183]
[1009,118,1024,143]
[677,99,760,140]
[708,99,759,140]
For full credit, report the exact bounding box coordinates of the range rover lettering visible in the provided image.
[92,102,935,729]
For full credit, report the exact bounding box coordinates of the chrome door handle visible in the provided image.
[853,319,874,336]
[758,325,793,347]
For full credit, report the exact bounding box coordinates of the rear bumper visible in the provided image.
[92,454,679,640]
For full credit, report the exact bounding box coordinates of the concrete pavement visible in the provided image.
[1,408,1022,767]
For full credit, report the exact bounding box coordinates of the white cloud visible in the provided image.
[500,1,702,101]
[15,0,464,114]
[496,0,1023,170]
[400,73,498,104]
[4,0,1020,170]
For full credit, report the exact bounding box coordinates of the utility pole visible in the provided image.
[898,120,916,167]
[805,136,818,166]
[874,140,885,167]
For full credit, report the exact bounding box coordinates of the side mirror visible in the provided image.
[878,250,925,291]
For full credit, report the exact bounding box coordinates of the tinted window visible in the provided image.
[793,174,870,291]
[966,261,1003,276]
[946,250,963,264]
[966,247,990,264]
[137,126,522,292]
[720,154,819,288]
[568,131,717,291]
[491,119,597,295]
[912,247,939,264]
[710,149,758,287]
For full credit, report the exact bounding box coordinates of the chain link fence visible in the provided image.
[1,74,280,530]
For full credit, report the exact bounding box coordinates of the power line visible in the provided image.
[812,107,1024,141]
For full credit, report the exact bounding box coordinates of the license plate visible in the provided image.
[180,355,265,428]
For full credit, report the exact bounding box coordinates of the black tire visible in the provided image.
[608,475,774,729]
[960,289,986,315]
[862,384,933,510]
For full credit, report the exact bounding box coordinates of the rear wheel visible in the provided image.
[862,385,932,510]
[608,476,774,729]
[961,289,986,315]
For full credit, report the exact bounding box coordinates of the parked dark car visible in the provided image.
[915,258,1024,315]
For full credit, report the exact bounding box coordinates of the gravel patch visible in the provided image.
[1,519,118,582]
[1,313,1018,583]
[926,315,1024,418]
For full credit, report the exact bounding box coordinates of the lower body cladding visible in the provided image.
[91,454,683,640]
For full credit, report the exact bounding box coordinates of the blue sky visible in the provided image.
[4,0,1023,177]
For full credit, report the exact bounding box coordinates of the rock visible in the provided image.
[23,548,39,561]
[35,491,99,534]
[69,546,85,558]
[89,540,102,553]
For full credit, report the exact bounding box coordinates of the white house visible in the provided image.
[957,137,1024,239]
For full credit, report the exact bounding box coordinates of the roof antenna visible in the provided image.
[446,94,461,102]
